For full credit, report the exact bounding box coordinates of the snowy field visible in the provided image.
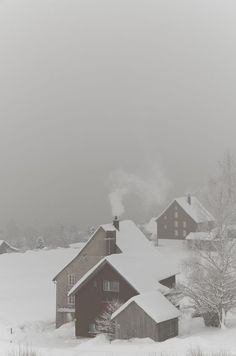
[1,241,236,355]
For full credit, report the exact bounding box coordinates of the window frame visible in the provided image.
[68,274,76,289]
[67,295,75,306]
[88,323,97,334]
[103,280,120,292]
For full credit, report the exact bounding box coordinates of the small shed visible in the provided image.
[0,240,19,254]
[112,292,180,342]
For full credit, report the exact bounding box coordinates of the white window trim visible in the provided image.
[67,295,75,306]
[68,274,76,289]
[88,323,97,334]
[103,280,120,292]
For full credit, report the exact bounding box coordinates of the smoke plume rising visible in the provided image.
[108,167,171,217]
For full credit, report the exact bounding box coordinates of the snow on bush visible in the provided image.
[7,345,38,356]
[180,238,236,328]
[95,299,122,338]
[187,348,231,356]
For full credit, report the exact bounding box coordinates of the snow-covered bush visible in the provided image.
[95,299,122,339]
[187,348,231,356]
[7,345,38,356]
[180,238,236,328]
[35,236,45,249]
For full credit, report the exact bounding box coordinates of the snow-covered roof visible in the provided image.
[89,220,161,257]
[0,240,18,250]
[54,220,178,282]
[116,220,158,256]
[68,251,175,297]
[176,197,215,223]
[156,196,215,224]
[111,291,180,323]
[186,231,216,241]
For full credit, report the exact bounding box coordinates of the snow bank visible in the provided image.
[0,248,78,326]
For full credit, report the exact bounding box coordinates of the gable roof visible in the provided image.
[52,225,104,281]
[0,240,18,251]
[156,196,215,224]
[111,291,180,323]
[115,220,158,256]
[54,219,173,281]
[68,250,178,297]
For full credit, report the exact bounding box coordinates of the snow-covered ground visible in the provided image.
[1,241,236,355]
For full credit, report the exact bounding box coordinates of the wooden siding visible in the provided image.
[157,318,178,341]
[55,227,115,327]
[75,262,137,337]
[159,275,176,289]
[157,201,197,240]
[114,301,178,342]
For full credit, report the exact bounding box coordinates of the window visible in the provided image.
[174,212,178,219]
[67,295,75,306]
[183,221,187,228]
[175,229,179,237]
[175,206,178,210]
[183,230,187,237]
[174,221,178,228]
[164,215,167,220]
[164,224,167,230]
[68,274,76,289]
[103,280,120,292]
[88,323,97,334]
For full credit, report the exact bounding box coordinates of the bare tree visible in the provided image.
[205,152,236,236]
[180,153,236,328]
[180,238,236,328]
[95,299,122,338]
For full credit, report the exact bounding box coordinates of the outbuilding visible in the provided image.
[112,292,180,342]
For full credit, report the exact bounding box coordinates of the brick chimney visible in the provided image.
[187,193,191,205]
[113,216,119,230]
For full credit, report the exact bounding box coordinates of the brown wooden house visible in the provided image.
[53,218,174,328]
[112,292,180,342]
[53,224,116,327]
[156,194,215,240]
[68,253,179,340]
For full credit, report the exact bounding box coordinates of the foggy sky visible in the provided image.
[1,0,236,229]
